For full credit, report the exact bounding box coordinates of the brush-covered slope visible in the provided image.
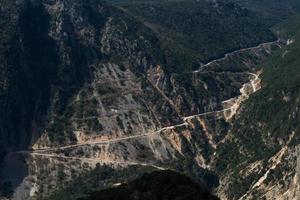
[214,15,300,200]
[112,0,275,72]
[0,0,276,158]
[0,0,280,199]
[0,0,165,154]
[232,0,300,26]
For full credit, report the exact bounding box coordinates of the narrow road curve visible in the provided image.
[193,39,279,73]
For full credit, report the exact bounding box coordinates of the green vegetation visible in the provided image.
[0,0,164,147]
[0,0,278,151]
[214,15,300,199]
[113,0,275,72]
[233,0,300,26]
[2,1,300,198]
[272,15,300,39]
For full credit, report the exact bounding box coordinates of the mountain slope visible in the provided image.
[113,0,276,72]
[214,15,300,200]
[0,0,166,153]
[0,0,283,199]
[0,0,276,161]
[232,0,300,26]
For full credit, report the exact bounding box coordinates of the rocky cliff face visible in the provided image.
[0,0,288,199]
[0,0,167,153]
[0,0,276,156]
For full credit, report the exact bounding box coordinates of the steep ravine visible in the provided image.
[0,0,285,199]
[214,19,300,199]
[5,39,281,200]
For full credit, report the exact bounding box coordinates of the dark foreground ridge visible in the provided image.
[80,170,219,200]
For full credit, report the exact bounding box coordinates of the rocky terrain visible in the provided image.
[213,15,300,200]
[1,0,300,200]
[5,35,280,200]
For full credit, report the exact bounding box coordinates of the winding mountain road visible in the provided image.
[30,72,260,153]
[13,40,272,170]
[193,40,279,73]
